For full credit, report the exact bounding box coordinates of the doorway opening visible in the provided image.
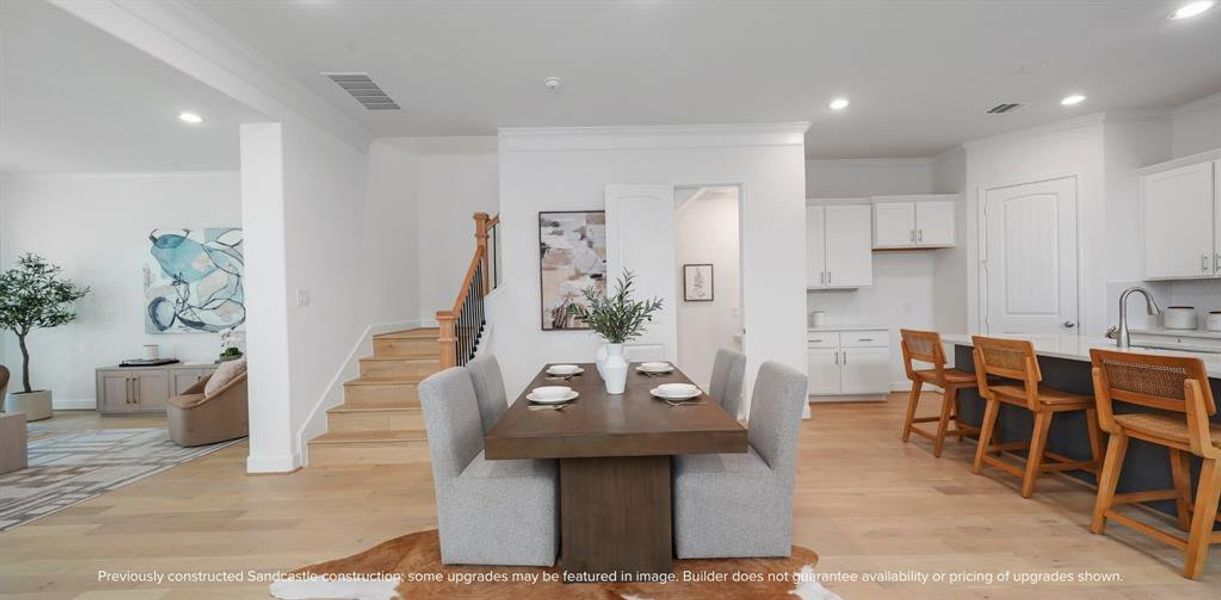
[673,185,743,390]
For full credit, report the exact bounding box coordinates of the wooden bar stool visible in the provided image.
[971,336,1102,498]
[1089,348,1221,580]
[899,329,982,457]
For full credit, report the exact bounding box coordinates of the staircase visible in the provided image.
[307,328,442,466]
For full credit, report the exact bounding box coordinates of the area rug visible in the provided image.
[271,529,841,600]
[0,427,241,531]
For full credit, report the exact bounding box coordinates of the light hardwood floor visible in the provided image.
[1,396,1219,599]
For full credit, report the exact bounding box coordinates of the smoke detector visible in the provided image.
[543,76,563,91]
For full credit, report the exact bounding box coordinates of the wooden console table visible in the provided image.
[96,363,217,415]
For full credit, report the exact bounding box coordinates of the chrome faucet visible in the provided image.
[1116,286,1161,348]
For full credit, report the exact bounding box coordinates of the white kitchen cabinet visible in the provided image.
[806,348,841,395]
[840,347,891,394]
[1141,160,1216,279]
[807,327,891,399]
[871,195,957,249]
[807,203,872,289]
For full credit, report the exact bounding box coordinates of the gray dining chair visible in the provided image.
[673,361,807,558]
[709,348,747,418]
[465,353,508,433]
[418,367,558,566]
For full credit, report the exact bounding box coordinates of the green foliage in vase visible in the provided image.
[568,270,663,344]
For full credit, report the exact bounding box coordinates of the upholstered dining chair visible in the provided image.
[673,361,808,558]
[709,348,747,418]
[418,367,558,566]
[465,354,508,433]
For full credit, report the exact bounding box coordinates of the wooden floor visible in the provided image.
[1,396,1219,598]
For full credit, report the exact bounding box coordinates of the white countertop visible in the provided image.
[942,333,1221,378]
[807,325,888,333]
[1133,327,1221,340]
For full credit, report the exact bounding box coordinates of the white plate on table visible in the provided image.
[637,362,674,374]
[527,390,579,404]
[546,364,585,376]
[651,383,702,401]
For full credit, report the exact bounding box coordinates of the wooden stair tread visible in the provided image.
[328,404,420,414]
[344,377,422,386]
[361,356,438,363]
[374,328,440,340]
[311,430,427,444]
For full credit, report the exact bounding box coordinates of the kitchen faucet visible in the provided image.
[1116,286,1161,348]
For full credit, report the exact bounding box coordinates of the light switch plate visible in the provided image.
[296,289,310,307]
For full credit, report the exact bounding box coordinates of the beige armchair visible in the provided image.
[167,370,248,447]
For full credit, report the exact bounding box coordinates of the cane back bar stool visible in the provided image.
[971,336,1102,498]
[1089,348,1221,580]
[899,329,982,457]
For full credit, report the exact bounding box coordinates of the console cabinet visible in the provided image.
[96,364,216,415]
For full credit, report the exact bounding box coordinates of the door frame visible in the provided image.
[673,182,747,353]
[977,173,1084,335]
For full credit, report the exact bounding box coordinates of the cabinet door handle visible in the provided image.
[126,378,133,404]
[834,351,839,365]
[1202,254,1210,273]
[134,379,140,403]
[819,271,825,285]
[827,272,832,284]
[919,229,924,243]
[842,350,848,365]
[909,229,916,243]
[858,338,874,342]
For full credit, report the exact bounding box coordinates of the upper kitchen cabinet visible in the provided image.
[807,202,873,289]
[1141,157,1218,280]
[872,195,958,249]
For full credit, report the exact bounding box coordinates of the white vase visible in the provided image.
[597,343,629,394]
[5,390,53,422]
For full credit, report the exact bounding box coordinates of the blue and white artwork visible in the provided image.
[143,227,245,334]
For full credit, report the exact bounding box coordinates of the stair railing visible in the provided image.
[436,212,500,368]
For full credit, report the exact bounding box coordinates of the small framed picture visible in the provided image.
[683,264,714,302]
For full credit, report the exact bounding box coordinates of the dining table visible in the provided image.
[484,361,748,578]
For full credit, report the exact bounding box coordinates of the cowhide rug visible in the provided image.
[270,529,840,599]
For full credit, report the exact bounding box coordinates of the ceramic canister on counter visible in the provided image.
[808,311,826,328]
[1207,311,1221,332]
[1163,306,1198,330]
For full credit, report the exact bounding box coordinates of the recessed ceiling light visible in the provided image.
[177,111,203,124]
[1169,1,1215,20]
[1060,94,1086,106]
[828,98,850,111]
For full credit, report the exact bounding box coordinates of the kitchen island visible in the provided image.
[942,333,1221,522]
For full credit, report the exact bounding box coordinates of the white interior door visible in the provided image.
[605,184,677,361]
[983,177,1079,334]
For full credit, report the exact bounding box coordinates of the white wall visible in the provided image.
[1171,92,1221,159]
[0,171,240,407]
[364,137,499,325]
[675,186,740,391]
[364,140,421,326]
[491,124,809,416]
[806,158,934,196]
[931,147,969,336]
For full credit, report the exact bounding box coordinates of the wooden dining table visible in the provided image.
[484,362,747,577]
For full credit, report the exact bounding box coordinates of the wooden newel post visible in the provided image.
[473,212,491,295]
[436,310,457,368]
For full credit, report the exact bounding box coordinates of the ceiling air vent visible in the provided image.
[323,72,400,110]
[986,102,1026,115]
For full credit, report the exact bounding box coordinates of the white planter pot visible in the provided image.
[5,390,53,422]
[596,343,629,395]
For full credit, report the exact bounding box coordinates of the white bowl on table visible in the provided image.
[547,364,584,376]
[637,362,674,374]
[651,383,701,400]
[527,385,578,404]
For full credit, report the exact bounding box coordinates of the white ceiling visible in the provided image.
[184,0,1221,158]
[0,0,263,174]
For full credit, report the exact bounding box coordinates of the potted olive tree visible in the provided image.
[0,254,89,421]
[569,270,663,394]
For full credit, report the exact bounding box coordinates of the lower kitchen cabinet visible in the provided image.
[96,363,216,415]
[807,327,891,399]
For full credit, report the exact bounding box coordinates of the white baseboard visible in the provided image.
[295,319,419,466]
[246,452,300,474]
[52,397,97,410]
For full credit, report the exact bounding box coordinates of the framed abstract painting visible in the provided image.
[143,227,245,334]
[538,210,606,330]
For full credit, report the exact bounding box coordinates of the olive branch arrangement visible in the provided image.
[568,270,664,344]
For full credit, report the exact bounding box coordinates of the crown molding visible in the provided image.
[805,157,936,168]
[0,169,240,182]
[499,122,810,152]
[1172,90,1221,117]
[48,0,371,152]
